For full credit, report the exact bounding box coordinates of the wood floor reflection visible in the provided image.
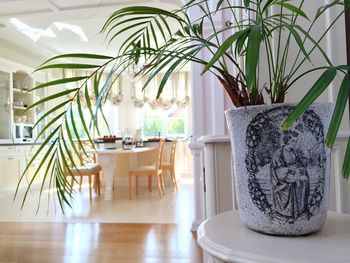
[0,222,202,263]
[0,181,195,225]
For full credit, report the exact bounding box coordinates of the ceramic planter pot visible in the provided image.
[225,103,333,236]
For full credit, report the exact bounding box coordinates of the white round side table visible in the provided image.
[197,210,350,263]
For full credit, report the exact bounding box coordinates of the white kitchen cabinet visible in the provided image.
[0,146,23,193]
[0,57,47,144]
[12,71,35,126]
[0,157,21,192]
[0,70,12,142]
[0,144,46,194]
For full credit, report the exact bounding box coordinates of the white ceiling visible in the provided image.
[0,0,182,64]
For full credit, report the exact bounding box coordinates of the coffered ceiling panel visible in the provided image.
[0,0,182,65]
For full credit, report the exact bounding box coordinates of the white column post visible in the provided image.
[186,0,234,231]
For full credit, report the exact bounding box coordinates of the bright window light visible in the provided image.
[53,22,88,42]
[10,18,56,42]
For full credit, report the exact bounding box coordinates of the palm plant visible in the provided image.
[15,0,350,210]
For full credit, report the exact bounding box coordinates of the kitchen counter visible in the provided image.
[0,142,43,146]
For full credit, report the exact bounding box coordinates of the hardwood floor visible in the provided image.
[0,179,199,262]
[0,182,195,224]
[0,222,202,263]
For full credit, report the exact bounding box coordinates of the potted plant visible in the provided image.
[17,0,350,235]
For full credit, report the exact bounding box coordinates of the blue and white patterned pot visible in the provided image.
[225,103,333,236]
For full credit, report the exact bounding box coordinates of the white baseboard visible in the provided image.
[0,182,42,198]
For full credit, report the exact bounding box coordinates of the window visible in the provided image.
[142,104,188,138]
[69,101,118,139]
[142,107,163,137]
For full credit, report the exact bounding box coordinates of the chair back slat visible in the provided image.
[156,139,165,170]
[78,140,96,165]
[170,140,177,165]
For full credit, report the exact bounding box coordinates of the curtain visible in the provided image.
[133,72,190,109]
[107,77,123,106]
[64,69,123,106]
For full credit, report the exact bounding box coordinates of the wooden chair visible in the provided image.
[162,140,178,190]
[65,140,101,201]
[129,139,165,199]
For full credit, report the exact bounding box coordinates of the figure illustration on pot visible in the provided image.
[270,130,310,222]
[245,106,326,223]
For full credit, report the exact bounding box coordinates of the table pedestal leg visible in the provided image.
[98,154,116,200]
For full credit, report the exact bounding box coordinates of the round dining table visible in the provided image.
[93,147,156,200]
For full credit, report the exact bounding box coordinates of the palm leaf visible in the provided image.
[69,107,88,160]
[84,84,100,134]
[76,92,95,149]
[326,74,350,147]
[282,67,337,130]
[25,88,79,112]
[36,53,113,70]
[203,28,250,74]
[245,25,262,90]
[35,149,57,214]
[33,100,70,130]
[35,111,66,142]
[281,24,310,62]
[64,118,82,165]
[37,63,101,71]
[342,138,350,179]
[14,125,60,198]
[18,137,58,209]
[29,77,89,92]
[276,2,309,20]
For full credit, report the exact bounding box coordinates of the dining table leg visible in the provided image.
[98,153,116,200]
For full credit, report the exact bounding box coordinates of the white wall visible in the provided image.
[0,38,48,69]
[283,1,349,130]
[117,76,141,136]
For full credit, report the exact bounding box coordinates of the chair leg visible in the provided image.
[94,173,100,195]
[70,176,74,189]
[171,167,178,190]
[93,174,97,194]
[136,176,139,195]
[79,175,83,192]
[148,176,152,192]
[97,173,101,196]
[156,174,162,199]
[88,175,92,201]
[66,176,72,194]
[160,173,165,195]
[129,175,132,200]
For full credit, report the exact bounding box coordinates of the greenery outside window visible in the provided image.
[70,101,117,139]
[142,104,188,138]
